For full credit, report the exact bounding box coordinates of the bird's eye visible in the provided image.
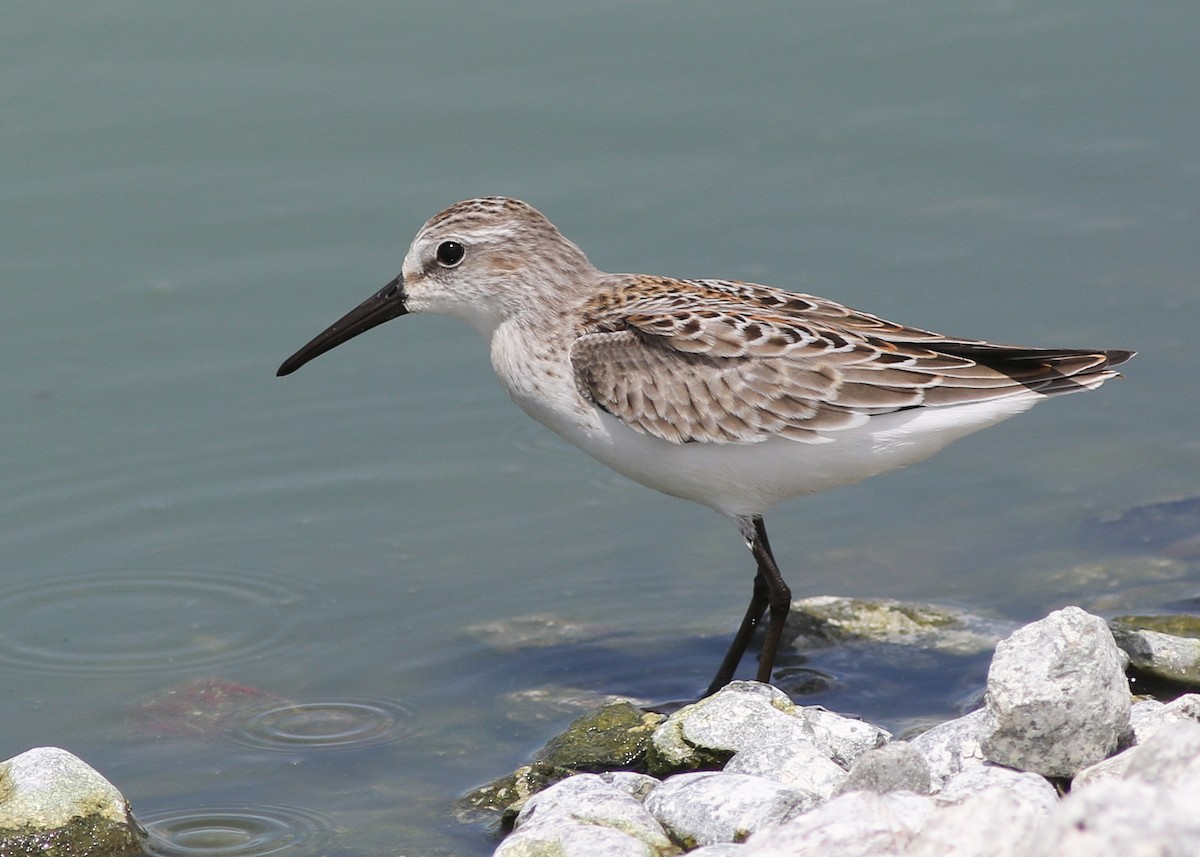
[435,241,465,268]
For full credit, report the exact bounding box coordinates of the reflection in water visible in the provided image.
[0,569,307,675]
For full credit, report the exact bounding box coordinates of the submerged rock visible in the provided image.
[128,677,286,738]
[0,747,145,857]
[783,595,1008,656]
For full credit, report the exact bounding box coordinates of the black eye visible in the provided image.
[435,241,465,268]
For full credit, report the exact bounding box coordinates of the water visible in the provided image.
[3,2,1198,854]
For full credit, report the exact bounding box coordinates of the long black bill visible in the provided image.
[276,275,409,377]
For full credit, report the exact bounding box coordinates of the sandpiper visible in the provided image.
[278,197,1133,695]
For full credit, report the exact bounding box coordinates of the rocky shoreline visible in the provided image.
[468,605,1200,857]
[3,603,1199,856]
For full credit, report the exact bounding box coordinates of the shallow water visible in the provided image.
[3,2,1198,854]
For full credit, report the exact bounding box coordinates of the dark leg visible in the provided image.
[704,516,792,695]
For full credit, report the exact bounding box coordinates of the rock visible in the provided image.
[907,709,988,789]
[784,596,1008,656]
[0,747,144,857]
[982,607,1131,777]
[835,742,931,796]
[799,706,891,768]
[466,614,613,650]
[456,762,576,824]
[1110,616,1200,687]
[904,788,1047,857]
[740,790,935,856]
[935,764,1059,812]
[686,845,746,857]
[534,701,665,771]
[1130,693,1200,745]
[494,819,663,857]
[1121,719,1200,789]
[502,686,649,723]
[128,678,286,738]
[648,682,812,776]
[644,772,810,848]
[1070,746,1133,791]
[597,771,660,802]
[1025,778,1200,856]
[724,739,847,800]
[510,774,672,853]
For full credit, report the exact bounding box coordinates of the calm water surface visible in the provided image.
[4,3,1198,854]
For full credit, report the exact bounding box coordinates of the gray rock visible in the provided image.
[740,790,935,856]
[1069,747,1133,791]
[799,705,892,768]
[649,682,812,775]
[0,747,144,857]
[511,773,672,852]
[982,607,1131,777]
[644,771,810,847]
[724,739,847,800]
[904,787,1047,857]
[835,742,931,796]
[1128,693,1200,746]
[1111,620,1200,686]
[935,764,1059,812]
[1123,697,1166,747]
[1121,719,1200,789]
[494,819,661,857]
[1026,778,1200,857]
[907,709,988,790]
[687,845,746,857]
[597,771,660,802]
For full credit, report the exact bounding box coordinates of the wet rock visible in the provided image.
[456,762,576,824]
[739,790,935,856]
[835,742,931,796]
[0,747,145,857]
[784,596,1007,656]
[534,701,665,772]
[506,774,673,855]
[1110,615,1200,687]
[644,772,810,848]
[935,765,1058,812]
[907,709,988,789]
[648,682,812,776]
[799,705,891,768]
[723,739,847,800]
[904,788,1047,857]
[982,607,1130,777]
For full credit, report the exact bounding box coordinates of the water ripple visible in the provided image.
[141,804,332,857]
[230,696,416,751]
[0,569,308,676]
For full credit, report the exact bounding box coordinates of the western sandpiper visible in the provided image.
[278,197,1133,695]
